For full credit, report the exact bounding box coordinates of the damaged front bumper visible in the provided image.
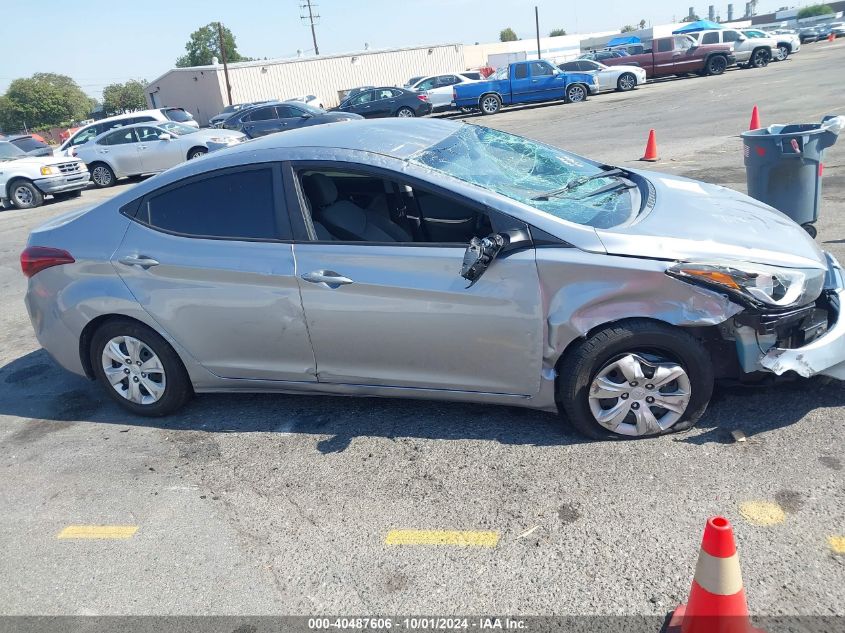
[760,252,845,379]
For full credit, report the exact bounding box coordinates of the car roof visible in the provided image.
[227,118,461,160]
[88,121,170,141]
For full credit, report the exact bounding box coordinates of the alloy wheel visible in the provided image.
[481,96,499,114]
[568,86,586,102]
[396,108,415,118]
[101,335,167,405]
[92,166,112,186]
[619,75,635,90]
[13,186,33,206]
[587,353,691,436]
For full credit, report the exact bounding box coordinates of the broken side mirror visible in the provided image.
[460,229,531,286]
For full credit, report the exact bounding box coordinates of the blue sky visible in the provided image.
[0,0,784,98]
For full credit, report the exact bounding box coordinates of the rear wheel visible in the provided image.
[479,94,501,115]
[705,55,728,75]
[8,180,44,209]
[91,319,193,417]
[557,319,713,440]
[566,83,588,103]
[617,73,636,91]
[89,163,115,188]
[396,107,416,118]
[801,223,817,238]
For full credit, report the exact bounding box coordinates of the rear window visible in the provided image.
[701,32,720,44]
[163,108,194,122]
[10,137,48,152]
[143,168,280,240]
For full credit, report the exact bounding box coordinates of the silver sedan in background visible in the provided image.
[21,119,845,440]
[75,122,246,188]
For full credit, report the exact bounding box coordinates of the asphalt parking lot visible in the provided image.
[1,41,844,620]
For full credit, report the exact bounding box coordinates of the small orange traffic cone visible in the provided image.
[749,105,761,130]
[667,516,765,633]
[640,129,658,161]
[829,33,836,42]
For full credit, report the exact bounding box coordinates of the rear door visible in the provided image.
[240,105,282,138]
[369,89,398,117]
[94,128,143,177]
[112,164,317,382]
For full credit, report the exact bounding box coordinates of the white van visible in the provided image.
[56,108,198,157]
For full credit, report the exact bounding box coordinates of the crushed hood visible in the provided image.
[595,170,827,270]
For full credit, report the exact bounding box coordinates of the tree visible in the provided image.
[500,27,518,42]
[621,24,636,32]
[639,19,647,29]
[176,22,252,68]
[681,13,700,22]
[549,28,567,37]
[102,79,148,115]
[0,73,93,132]
[797,4,833,18]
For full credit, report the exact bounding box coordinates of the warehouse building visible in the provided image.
[146,43,465,125]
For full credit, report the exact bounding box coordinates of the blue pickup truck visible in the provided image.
[452,60,599,115]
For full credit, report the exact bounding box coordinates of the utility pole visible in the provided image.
[535,6,541,60]
[217,21,233,106]
[301,0,320,55]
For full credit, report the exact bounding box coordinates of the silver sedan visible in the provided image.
[21,119,845,439]
[75,122,246,188]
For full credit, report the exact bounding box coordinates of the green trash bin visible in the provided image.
[741,115,843,238]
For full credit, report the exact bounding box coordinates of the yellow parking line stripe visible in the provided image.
[829,536,845,554]
[738,501,786,526]
[384,529,499,547]
[57,525,139,539]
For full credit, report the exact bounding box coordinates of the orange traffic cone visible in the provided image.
[749,105,761,130]
[640,129,658,161]
[829,33,836,42]
[667,516,765,633]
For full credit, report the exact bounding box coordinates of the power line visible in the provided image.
[300,0,320,55]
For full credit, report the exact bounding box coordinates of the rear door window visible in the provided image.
[99,128,138,146]
[513,64,529,79]
[141,168,281,240]
[701,32,720,44]
[245,106,277,121]
[657,39,673,52]
[723,30,740,43]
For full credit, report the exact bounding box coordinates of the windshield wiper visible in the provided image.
[531,168,626,200]
[577,179,637,199]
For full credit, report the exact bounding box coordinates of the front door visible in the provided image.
[526,60,566,100]
[289,164,544,396]
[112,164,317,382]
[671,36,700,73]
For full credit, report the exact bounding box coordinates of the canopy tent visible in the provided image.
[605,35,641,47]
[672,20,723,34]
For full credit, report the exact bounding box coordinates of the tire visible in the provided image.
[8,179,44,209]
[705,55,728,75]
[395,107,416,118]
[187,147,208,160]
[749,48,771,68]
[556,319,714,440]
[479,93,501,115]
[566,83,588,103]
[617,72,637,91]
[801,223,817,238]
[91,319,193,417]
[776,44,790,61]
[89,162,116,188]
[53,190,82,201]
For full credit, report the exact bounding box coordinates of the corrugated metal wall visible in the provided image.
[148,44,465,125]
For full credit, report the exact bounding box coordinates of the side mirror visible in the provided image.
[158,133,172,140]
[460,229,531,286]
[738,35,747,41]
[301,113,313,119]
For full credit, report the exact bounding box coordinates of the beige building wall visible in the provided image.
[147,44,465,125]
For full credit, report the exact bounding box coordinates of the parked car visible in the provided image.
[686,28,773,68]
[21,119,845,440]
[6,134,53,157]
[333,87,432,118]
[222,101,362,138]
[452,60,598,115]
[558,60,647,92]
[814,24,834,40]
[286,95,325,109]
[761,28,802,60]
[602,35,735,78]
[830,22,845,37]
[578,50,633,62]
[799,26,821,43]
[0,141,88,209]
[344,86,375,100]
[410,74,480,111]
[403,76,426,89]
[56,108,199,157]
[208,103,258,128]
[76,122,246,188]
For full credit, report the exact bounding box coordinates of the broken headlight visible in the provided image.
[667,262,825,308]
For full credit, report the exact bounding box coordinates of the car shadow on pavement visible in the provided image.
[2,349,843,450]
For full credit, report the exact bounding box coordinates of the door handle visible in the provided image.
[119,255,159,269]
[301,270,354,287]
[138,145,147,149]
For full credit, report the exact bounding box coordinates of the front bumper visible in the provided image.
[761,253,845,379]
[34,171,90,195]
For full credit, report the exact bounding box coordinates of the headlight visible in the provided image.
[40,166,55,176]
[667,261,825,308]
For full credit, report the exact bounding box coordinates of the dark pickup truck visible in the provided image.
[602,35,735,78]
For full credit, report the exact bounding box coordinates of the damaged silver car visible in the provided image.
[21,119,845,439]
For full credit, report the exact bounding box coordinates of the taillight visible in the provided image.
[20,246,75,278]
[417,94,429,101]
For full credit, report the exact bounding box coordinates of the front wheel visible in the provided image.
[566,84,588,103]
[705,55,727,75]
[557,319,713,440]
[775,44,790,61]
[617,73,637,91]
[8,180,44,209]
[396,107,416,118]
[479,94,501,115]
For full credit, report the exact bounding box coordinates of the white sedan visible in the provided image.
[76,122,246,188]
[558,59,646,92]
[410,73,480,112]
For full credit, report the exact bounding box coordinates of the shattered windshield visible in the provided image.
[408,125,634,228]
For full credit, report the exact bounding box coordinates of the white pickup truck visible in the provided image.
[686,28,776,68]
[0,140,89,209]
